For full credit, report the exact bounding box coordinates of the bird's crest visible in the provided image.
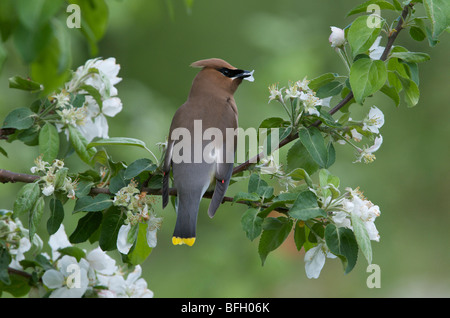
[190,58,235,70]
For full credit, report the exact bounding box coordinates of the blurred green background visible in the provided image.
[1,0,449,297]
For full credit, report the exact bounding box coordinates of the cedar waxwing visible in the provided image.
[162,58,254,246]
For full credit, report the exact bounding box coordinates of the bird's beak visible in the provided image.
[237,70,255,82]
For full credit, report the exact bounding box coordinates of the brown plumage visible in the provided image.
[162,58,254,246]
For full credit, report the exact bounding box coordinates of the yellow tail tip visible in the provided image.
[172,237,196,246]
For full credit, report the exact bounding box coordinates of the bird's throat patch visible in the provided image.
[172,237,196,246]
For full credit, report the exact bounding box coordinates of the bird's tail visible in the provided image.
[172,191,202,246]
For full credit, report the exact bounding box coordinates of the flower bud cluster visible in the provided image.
[30,157,77,199]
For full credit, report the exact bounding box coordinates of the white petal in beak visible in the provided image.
[243,70,255,82]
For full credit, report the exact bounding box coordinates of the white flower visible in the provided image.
[86,247,117,275]
[350,128,363,142]
[284,82,301,99]
[146,215,163,248]
[42,255,90,298]
[42,184,55,196]
[48,225,72,260]
[296,77,310,91]
[117,224,134,254]
[63,57,123,142]
[97,265,153,298]
[304,243,336,279]
[299,91,323,116]
[268,84,284,103]
[355,135,383,163]
[336,187,381,242]
[363,106,384,134]
[369,36,386,60]
[329,26,346,48]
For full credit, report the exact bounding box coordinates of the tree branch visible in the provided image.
[0,4,413,211]
[233,3,413,176]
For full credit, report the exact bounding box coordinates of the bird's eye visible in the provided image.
[219,68,231,77]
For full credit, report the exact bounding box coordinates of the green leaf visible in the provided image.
[15,0,64,30]
[0,271,30,297]
[8,76,43,92]
[351,214,373,264]
[241,208,264,241]
[127,223,153,265]
[398,74,420,107]
[69,0,109,55]
[287,168,313,187]
[349,57,387,104]
[29,196,45,240]
[73,193,112,213]
[347,15,381,58]
[258,217,293,265]
[233,192,261,203]
[325,224,359,274]
[289,190,326,221]
[286,139,319,175]
[298,127,329,168]
[390,52,431,63]
[124,158,157,180]
[13,183,41,217]
[0,247,11,285]
[247,173,267,195]
[68,125,96,165]
[346,0,397,16]
[308,73,336,91]
[380,84,400,107]
[39,122,59,162]
[69,212,103,244]
[79,84,103,109]
[423,0,450,40]
[99,206,125,251]
[409,26,427,42]
[47,198,64,235]
[2,107,35,129]
[58,246,86,262]
[293,221,306,251]
[87,137,157,159]
[316,81,344,98]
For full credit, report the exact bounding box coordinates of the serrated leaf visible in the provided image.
[346,0,397,17]
[298,127,329,168]
[124,158,157,179]
[286,139,319,175]
[127,223,153,265]
[2,108,35,130]
[258,217,293,266]
[397,74,420,107]
[347,15,381,58]
[13,183,41,217]
[29,196,45,240]
[99,206,125,251]
[39,122,59,162]
[241,208,264,241]
[325,224,359,274]
[424,0,450,40]
[8,76,42,92]
[233,192,261,203]
[294,221,306,251]
[47,198,64,235]
[289,190,326,221]
[69,212,103,244]
[68,125,96,165]
[349,58,387,104]
[351,214,373,264]
[390,52,430,63]
[73,193,112,213]
[57,246,86,262]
